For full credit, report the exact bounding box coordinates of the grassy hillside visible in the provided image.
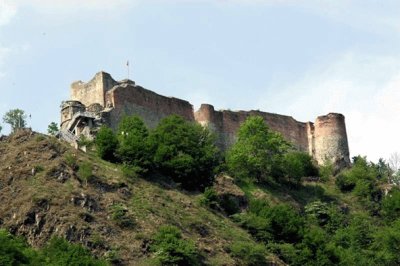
[1,121,399,265]
[0,129,281,265]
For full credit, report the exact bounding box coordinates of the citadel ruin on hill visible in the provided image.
[60,71,350,168]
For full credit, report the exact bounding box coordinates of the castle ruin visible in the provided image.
[60,71,350,168]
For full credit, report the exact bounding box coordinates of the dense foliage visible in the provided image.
[149,115,220,190]
[0,230,106,266]
[95,126,118,162]
[226,116,317,185]
[150,225,200,265]
[96,115,220,190]
[116,116,152,170]
[226,116,290,183]
[92,114,400,265]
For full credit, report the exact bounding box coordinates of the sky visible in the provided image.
[0,0,400,162]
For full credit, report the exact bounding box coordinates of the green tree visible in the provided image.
[3,109,27,132]
[0,124,2,134]
[116,116,151,171]
[148,115,220,190]
[226,116,290,183]
[47,122,59,136]
[95,126,118,162]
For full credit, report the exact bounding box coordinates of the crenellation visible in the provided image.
[61,71,350,169]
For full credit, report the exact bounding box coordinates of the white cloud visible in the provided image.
[258,51,400,162]
[0,0,17,26]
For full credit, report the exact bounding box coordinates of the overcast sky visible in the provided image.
[1,0,400,162]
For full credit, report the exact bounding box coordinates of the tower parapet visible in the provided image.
[71,71,119,107]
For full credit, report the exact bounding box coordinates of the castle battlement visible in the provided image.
[61,71,350,168]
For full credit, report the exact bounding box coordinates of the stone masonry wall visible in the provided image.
[71,72,117,107]
[105,83,194,130]
[195,104,309,152]
[64,71,350,167]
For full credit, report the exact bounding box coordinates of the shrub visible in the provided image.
[95,126,118,162]
[150,225,200,265]
[34,165,45,173]
[64,153,77,169]
[149,115,220,190]
[226,116,290,183]
[335,172,357,192]
[0,229,42,265]
[110,204,135,228]
[319,160,334,181]
[116,116,152,171]
[235,200,304,243]
[282,152,318,184]
[42,237,106,265]
[77,135,94,149]
[78,162,93,186]
[267,204,304,243]
[121,164,141,180]
[371,220,400,265]
[229,241,267,266]
[199,187,219,209]
[219,195,241,215]
[305,201,330,226]
[381,187,400,221]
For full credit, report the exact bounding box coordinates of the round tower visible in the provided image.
[314,113,350,169]
[60,100,86,131]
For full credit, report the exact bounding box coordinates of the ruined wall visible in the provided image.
[195,104,309,152]
[63,71,350,168]
[105,83,194,130]
[313,113,350,168]
[60,101,86,130]
[71,71,117,107]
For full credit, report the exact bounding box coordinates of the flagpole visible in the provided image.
[127,60,130,79]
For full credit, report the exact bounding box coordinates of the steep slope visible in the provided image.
[0,129,280,265]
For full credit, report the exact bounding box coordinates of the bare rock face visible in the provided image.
[214,175,247,214]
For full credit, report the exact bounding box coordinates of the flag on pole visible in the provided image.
[126,60,129,66]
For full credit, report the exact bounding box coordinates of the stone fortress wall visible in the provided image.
[61,71,350,167]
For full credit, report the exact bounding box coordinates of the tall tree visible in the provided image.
[116,115,151,170]
[226,116,290,183]
[47,122,59,136]
[95,126,118,162]
[149,115,220,190]
[3,109,27,132]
